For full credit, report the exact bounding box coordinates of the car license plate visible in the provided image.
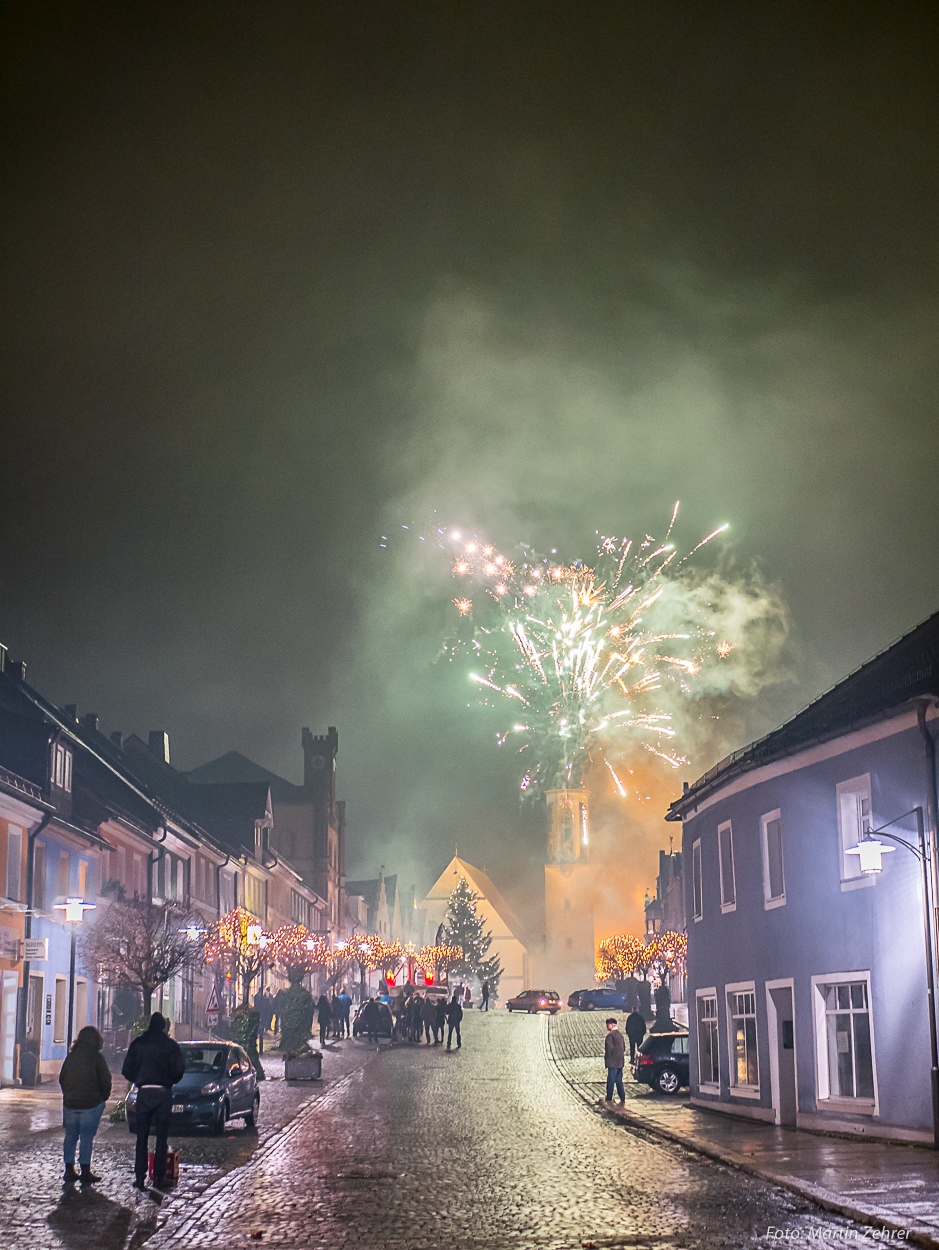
[172,1104,184,1113]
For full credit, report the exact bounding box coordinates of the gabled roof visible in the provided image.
[424,855,529,947]
[668,607,939,820]
[186,751,304,802]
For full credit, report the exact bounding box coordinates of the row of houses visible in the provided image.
[0,642,413,1083]
[668,608,939,1144]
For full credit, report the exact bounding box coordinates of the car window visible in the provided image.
[672,1036,689,1054]
[182,1046,228,1075]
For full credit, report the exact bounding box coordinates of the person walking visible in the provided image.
[59,1025,112,1185]
[360,997,380,1045]
[121,1012,185,1190]
[421,993,436,1044]
[338,989,352,1038]
[625,1009,647,1065]
[433,995,447,1044]
[316,993,332,1045]
[604,1017,626,1105]
[480,981,490,1012]
[446,992,463,1050]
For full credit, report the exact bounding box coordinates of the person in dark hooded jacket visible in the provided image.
[446,993,463,1050]
[59,1025,112,1185]
[121,1013,185,1189]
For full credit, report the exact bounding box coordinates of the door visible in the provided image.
[1,971,18,1083]
[768,984,797,1126]
[26,975,43,1043]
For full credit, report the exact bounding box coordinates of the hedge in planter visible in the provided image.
[279,982,315,1055]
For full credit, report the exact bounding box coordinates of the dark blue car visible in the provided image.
[568,986,630,1011]
[126,1041,259,1135]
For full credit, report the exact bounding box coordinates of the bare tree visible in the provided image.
[80,895,204,1018]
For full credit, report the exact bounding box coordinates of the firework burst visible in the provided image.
[438,503,734,793]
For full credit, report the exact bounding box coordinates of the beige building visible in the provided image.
[421,855,531,1000]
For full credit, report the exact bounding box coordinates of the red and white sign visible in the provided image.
[205,981,221,1026]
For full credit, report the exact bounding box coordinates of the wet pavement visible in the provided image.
[147,1011,872,1250]
[0,1036,372,1250]
[552,1011,939,1246]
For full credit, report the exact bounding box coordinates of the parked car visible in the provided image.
[632,1030,690,1095]
[351,1001,394,1038]
[126,1041,259,1136]
[505,989,561,1014]
[569,986,630,1012]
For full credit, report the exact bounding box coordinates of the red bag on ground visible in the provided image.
[148,1150,180,1180]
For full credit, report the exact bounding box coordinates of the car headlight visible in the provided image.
[200,1081,223,1096]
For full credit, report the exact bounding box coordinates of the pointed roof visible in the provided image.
[186,750,304,802]
[423,855,528,947]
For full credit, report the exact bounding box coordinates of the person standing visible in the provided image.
[625,1009,647,1064]
[446,992,463,1050]
[604,1017,626,1105]
[421,994,436,1044]
[433,995,447,1044]
[360,997,380,1045]
[338,988,352,1038]
[121,1013,185,1190]
[481,981,490,1012]
[316,993,331,1045]
[59,1025,112,1185]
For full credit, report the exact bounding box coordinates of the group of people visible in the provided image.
[57,1012,184,1191]
[603,1009,649,1104]
[389,989,464,1048]
[255,987,353,1043]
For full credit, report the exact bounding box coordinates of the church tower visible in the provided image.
[543,788,596,995]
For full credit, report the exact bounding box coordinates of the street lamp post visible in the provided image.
[52,897,96,1050]
[847,806,939,1149]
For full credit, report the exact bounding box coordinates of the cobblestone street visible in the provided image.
[146,1012,868,1250]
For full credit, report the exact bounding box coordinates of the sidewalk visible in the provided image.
[549,1012,939,1249]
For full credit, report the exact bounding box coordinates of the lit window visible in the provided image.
[696,992,720,1088]
[718,822,736,912]
[728,987,759,1089]
[836,775,873,884]
[819,978,875,1102]
[761,810,785,907]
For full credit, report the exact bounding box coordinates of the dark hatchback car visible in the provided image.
[126,1041,259,1135]
[351,1001,394,1038]
[568,987,630,1012]
[505,990,561,1014]
[633,1030,690,1095]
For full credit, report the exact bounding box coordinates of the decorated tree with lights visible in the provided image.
[595,933,643,984]
[204,908,274,1076]
[648,930,687,1032]
[378,940,406,988]
[417,943,463,986]
[442,877,502,989]
[81,894,204,1020]
[268,925,321,1054]
[347,933,384,1000]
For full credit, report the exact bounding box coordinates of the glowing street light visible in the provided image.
[845,838,895,875]
[52,897,96,1049]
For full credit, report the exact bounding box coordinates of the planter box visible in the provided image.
[284,1052,323,1081]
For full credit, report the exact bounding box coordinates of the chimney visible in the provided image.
[0,643,6,673]
[82,713,99,733]
[7,659,26,682]
[62,704,78,722]
[110,730,124,750]
[148,730,170,763]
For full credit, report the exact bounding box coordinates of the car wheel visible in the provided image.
[211,1101,229,1135]
[507,1006,513,1013]
[655,1065,681,1095]
[584,1000,596,1011]
[244,1094,259,1129]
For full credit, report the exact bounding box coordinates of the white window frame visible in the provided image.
[725,980,760,1096]
[5,824,23,903]
[695,987,720,1091]
[811,970,878,1115]
[691,839,703,921]
[761,809,786,909]
[836,775,875,891]
[53,976,68,1044]
[718,821,736,913]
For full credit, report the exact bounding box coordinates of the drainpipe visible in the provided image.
[148,826,168,901]
[16,813,53,1056]
[917,699,939,886]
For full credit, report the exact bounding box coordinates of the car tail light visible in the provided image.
[637,1053,654,1066]
[539,998,547,1005]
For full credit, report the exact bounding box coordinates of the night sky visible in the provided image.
[2,3,938,920]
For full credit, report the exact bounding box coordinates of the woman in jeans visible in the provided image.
[58,1025,112,1184]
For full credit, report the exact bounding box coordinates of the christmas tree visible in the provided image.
[443,876,502,989]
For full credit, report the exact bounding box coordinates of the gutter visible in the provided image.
[16,812,53,1049]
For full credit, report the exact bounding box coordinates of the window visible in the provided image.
[6,824,23,902]
[761,810,785,907]
[814,975,876,1104]
[727,985,759,1089]
[696,991,720,1088]
[34,842,46,910]
[219,870,236,914]
[718,822,736,912]
[58,850,70,897]
[53,977,68,1044]
[692,839,703,921]
[52,744,73,792]
[176,859,185,903]
[245,874,266,919]
[837,775,873,885]
[77,859,88,899]
[132,853,145,899]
